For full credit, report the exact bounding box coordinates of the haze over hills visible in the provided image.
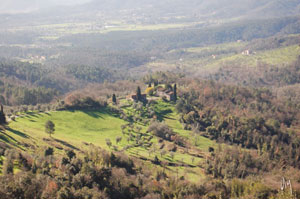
[0,0,91,14]
[82,0,300,19]
[0,0,300,198]
[0,0,299,93]
[1,0,300,24]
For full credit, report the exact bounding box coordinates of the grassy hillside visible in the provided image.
[146,34,300,81]
[1,83,300,198]
[8,109,126,150]
[3,101,216,182]
[203,44,300,69]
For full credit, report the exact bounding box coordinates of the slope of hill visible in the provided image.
[1,0,300,198]
[3,100,215,182]
[1,80,300,198]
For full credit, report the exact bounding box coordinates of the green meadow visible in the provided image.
[4,101,215,181]
[203,44,300,69]
[8,109,126,150]
[146,38,300,74]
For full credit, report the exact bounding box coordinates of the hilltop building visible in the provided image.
[156,87,175,101]
[127,94,147,102]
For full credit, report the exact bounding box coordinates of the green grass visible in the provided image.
[258,45,300,66]
[153,100,216,152]
[7,102,214,154]
[185,41,247,54]
[4,101,216,182]
[101,23,195,33]
[8,108,127,150]
[10,22,196,42]
[196,44,300,70]
[146,39,300,75]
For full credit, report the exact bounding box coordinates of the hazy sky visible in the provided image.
[0,0,92,14]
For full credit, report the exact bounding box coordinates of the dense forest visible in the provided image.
[1,144,296,199]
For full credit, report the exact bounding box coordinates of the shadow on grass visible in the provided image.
[0,129,18,143]
[59,107,122,121]
[0,133,22,149]
[54,138,80,151]
[164,116,176,120]
[65,109,105,119]
[0,134,10,143]
[155,109,173,122]
[6,127,29,139]
[28,113,39,118]
[69,108,122,119]
[82,110,104,119]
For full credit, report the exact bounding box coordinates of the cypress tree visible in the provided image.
[173,84,177,102]
[0,104,6,125]
[112,94,117,104]
[136,86,142,101]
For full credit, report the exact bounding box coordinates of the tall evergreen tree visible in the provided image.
[0,104,6,125]
[112,94,117,104]
[136,86,142,101]
[173,84,177,102]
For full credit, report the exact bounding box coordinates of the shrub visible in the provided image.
[45,147,54,156]
[147,121,174,141]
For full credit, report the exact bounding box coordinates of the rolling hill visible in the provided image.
[2,100,215,182]
[0,0,300,198]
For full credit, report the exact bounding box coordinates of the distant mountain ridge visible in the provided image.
[1,0,299,26]
[81,0,300,20]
